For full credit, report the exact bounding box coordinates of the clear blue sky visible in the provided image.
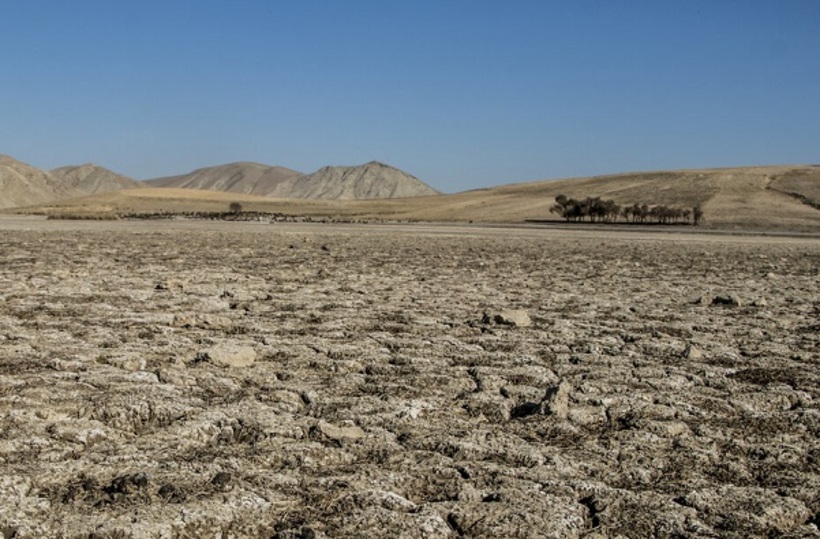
[1,1,818,192]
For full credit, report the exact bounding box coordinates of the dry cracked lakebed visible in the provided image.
[0,218,818,538]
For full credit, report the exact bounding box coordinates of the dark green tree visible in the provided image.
[692,205,704,226]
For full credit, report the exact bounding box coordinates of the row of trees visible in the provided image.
[550,195,703,225]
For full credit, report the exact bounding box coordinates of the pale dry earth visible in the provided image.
[0,218,818,538]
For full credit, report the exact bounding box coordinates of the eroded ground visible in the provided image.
[0,220,818,538]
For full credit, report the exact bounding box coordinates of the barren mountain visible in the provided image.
[17,164,820,230]
[285,161,440,200]
[0,155,82,209]
[146,160,438,201]
[145,162,303,196]
[51,163,142,195]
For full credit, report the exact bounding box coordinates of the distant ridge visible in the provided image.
[145,160,439,200]
[51,163,142,194]
[145,162,303,196]
[0,155,82,209]
[288,161,440,199]
[7,154,820,231]
[22,164,820,230]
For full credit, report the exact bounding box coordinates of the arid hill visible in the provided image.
[51,163,143,195]
[0,155,82,209]
[12,164,820,231]
[145,162,303,197]
[146,161,439,200]
[436,164,820,228]
[286,161,440,200]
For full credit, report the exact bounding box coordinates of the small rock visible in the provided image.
[156,367,188,386]
[171,314,197,328]
[315,420,365,441]
[49,421,109,447]
[82,428,108,446]
[467,394,513,422]
[127,371,160,384]
[158,483,186,503]
[155,279,185,291]
[693,294,713,305]
[711,294,742,307]
[510,401,541,419]
[683,345,703,360]
[568,405,607,426]
[397,401,426,420]
[543,380,570,420]
[172,314,222,329]
[197,344,256,368]
[483,309,532,327]
[458,483,483,502]
[586,344,602,355]
[752,298,768,307]
[210,471,233,492]
[105,472,149,496]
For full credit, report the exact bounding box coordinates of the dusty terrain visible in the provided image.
[0,217,818,538]
[19,165,820,231]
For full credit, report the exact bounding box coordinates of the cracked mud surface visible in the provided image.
[0,219,818,538]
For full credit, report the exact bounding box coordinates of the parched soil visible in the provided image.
[0,220,818,538]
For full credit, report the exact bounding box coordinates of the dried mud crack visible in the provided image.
[0,221,818,538]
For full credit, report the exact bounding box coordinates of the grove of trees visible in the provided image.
[550,195,703,225]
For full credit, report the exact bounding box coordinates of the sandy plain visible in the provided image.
[0,217,818,538]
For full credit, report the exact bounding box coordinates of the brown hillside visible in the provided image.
[51,163,143,194]
[0,155,82,209]
[768,166,820,208]
[145,162,303,196]
[146,160,438,200]
[287,161,440,199]
[16,165,820,231]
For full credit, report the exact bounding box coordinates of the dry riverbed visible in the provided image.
[0,219,818,538]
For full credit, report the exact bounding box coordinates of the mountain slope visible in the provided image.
[412,165,820,227]
[146,160,438,200]
[51,163,143,194]
[16,164,820,230]
[145,162,303,196]
[0,155,82,209]
[286,161,439,200]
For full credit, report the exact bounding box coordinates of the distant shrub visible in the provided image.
[551,195,620,223]
[692,205,704,226]
[46,212,120,220]
[551,195,700,225]
[229,202,243,214]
